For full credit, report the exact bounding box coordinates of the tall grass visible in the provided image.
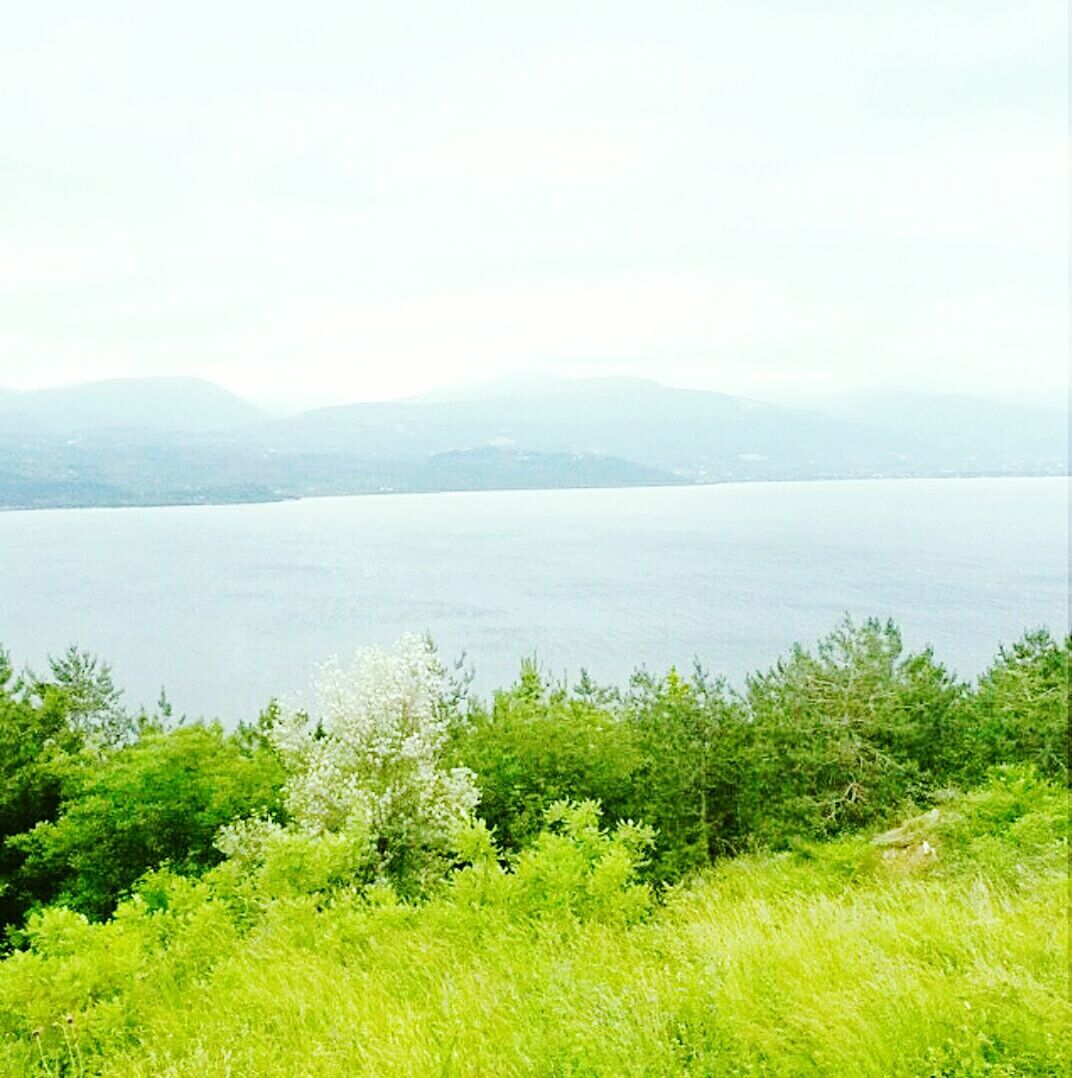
[1,768,1067,1076]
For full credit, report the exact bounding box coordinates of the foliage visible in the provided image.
[452,662,641,853]
[454,618,978,869]
[2,620,1065,943]
[0,649,138,938]
[622,664,746,874]
[0,770,1065,1076]
[453,799,656,925]
[9,723,284,922]
[31,647,133,751]
[966,628,1069,781]
[221,634,480,897]
[0,620,1068,1073]
[736,617,968,847]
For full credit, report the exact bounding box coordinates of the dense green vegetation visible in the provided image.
[0,619,1067,1075]
[453,623,1066,877]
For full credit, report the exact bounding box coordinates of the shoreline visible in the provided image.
[0,468,1066,514]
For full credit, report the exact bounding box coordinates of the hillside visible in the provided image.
[0,620,1067,1075]
[0,435,675,509]
[2,771,1066,1076]
[244,376,916,478]
[0,376,1065,509]
[0,377,265,435]
[814,391,1067,472]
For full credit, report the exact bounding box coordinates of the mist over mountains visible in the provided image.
[0,377,265,435]
[0,376,1064,509]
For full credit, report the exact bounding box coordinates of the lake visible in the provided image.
[0,477,1065,722]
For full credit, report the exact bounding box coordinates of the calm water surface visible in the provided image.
[0,478,1065,721]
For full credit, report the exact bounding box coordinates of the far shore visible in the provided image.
[0,468,1065,514]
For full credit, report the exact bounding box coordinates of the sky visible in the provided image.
[0,1,1066,409]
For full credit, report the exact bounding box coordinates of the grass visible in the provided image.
[1,768,1068,1076]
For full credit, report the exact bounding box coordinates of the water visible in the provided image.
[0,477,1065,721]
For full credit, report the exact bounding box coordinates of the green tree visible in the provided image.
[737,617,966,847]
[0,647,125,937]
[624,665,747,873]
[967,629,1069,781]
[10,722,285,921]
[34,646,133,749]
[453,661,642,853]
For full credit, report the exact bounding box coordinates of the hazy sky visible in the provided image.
[1,2,1065,407]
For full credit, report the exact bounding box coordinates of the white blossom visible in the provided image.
[224,634,478,892]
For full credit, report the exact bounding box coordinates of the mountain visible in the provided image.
[0,377,265,436]
[416,446,676,491]
[810,392,1066,473]
[0,376,1065,510]
[0,436,675,509]
[244,377,921,480]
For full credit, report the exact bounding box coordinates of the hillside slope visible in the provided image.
[2,770,1066,1076]
[815,391,1067,472]
[0,377,265,434]
[245,376,916,480]
[0,376,1065,508]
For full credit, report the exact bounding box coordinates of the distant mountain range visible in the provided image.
[0,377,265,435]
[0,376,1065,509]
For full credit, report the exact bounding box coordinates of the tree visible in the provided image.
[737,617,965,847]
[35,647,133,749]
[9,722,285,921]
[0,648,114,936]
[968,629,1069,781]
[220,635,479,897]
[624,664,747,872]
[453,662,641,855]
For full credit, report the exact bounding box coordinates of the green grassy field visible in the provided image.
[2,767,1067,1077]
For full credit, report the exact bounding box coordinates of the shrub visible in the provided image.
[453,799,656,925]
[9,723,284,922]
[453,662,641,854]
[224,634,480,897]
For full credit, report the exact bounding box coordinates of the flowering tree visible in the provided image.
[218,634,478,895]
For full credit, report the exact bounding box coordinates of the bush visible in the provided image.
[454,799,655,925]
[453,662,641,854]
[0,648,136,937]
[9,723,284,922]
[224,635,480,898]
